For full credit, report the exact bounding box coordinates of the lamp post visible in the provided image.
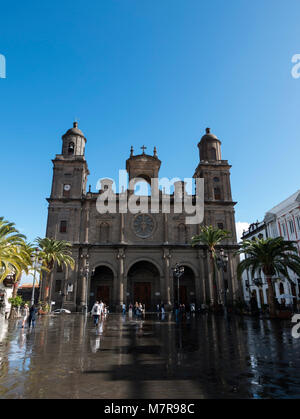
[172,264,185,307]
[80,261,95,316]
[216,248,229,316]
[30,248,42,307]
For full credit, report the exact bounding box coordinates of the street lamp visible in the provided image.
[172,264,185,307]
[216,248,229,315]
[30,248,42,307]
[80,261,95,316]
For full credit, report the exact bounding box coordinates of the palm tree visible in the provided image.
[36,237,75,305]
[192,225,231,306]
[237,237,300,317]
[0,216,31,282]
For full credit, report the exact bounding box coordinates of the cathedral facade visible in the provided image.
[41,122,240,312]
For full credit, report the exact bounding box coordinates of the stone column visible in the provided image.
[194,275,201,308]
[198,249,206,304]
[120,213,125,243]
[163,214,168,244]
[79,249,89,310]
[205,251,215,305]
[116,248,125,311]
[84,201,90,243]
[162,248,172,308]
[228,251,242,302]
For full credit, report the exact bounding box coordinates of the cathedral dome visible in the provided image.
[198,128,222,161]
[62,122,86,139]
[200,128,220,143]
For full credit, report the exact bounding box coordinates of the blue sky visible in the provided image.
[1,0,300,248]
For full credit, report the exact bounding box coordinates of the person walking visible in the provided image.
[161,303,165,315]
[134,301,139,316]
[99,300,105,317]
[122,303,126,315]
[91,301,101,326]
[21,304,29,328]
[28,304,38,328]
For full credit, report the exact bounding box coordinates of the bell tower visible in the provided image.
[46,122,89,243]
[49,122,89,201]
[194,128,236,238]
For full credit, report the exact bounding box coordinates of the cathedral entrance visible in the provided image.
[173,266,196,307]
[127,261,160,310]
[90,266,114,310]
[134,282,151,308]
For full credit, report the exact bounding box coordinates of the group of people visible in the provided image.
[91,300,108,326]
[156,303,165,314]
[122,302,145,316]
[21,304,38,329]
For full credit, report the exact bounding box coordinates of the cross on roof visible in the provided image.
[141,145,147,154]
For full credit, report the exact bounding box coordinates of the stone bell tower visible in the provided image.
[49,122,89,202]
[194,128,236,236]
[46,122,90,241]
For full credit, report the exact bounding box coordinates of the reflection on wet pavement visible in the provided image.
[0,313,300,399]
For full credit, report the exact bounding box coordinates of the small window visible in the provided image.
[289,220,295,234]
[214,187,221,200]
[213,177,220,182]
[210,148,217,160]
[60,220,67,233]
[68,142,75,155]
[282,223,286,237]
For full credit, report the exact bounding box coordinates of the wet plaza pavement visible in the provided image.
[0,313,300,399]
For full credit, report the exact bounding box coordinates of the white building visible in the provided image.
[241,190,300,309]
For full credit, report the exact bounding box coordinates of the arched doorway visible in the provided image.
[127,261,160,310]
[173,266,196,306]
[89,266,114,310]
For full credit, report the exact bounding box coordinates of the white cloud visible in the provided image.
[236,222,250,242]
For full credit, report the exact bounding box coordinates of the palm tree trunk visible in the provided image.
[211,255,219,308]
[266,276,277,317]
[9,277,20,319]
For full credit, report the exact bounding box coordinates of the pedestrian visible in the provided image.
[21,304,29,328]
[161,303,165,314]
[99,300,104,317]
[122,303,126,315]
[28,304,38,328]
[134,301,139,316]
[91,301,101,326]
[156,303,160,313]
[129,303,133,317]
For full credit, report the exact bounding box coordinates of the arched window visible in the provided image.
[210,147,217,160]
[279,282,284,294]
[59,220,67,233]
[213,177,220,183]
[68,142,75,155]
[100,222,109,243]
[214,187,221,200]
[217,222,224,230]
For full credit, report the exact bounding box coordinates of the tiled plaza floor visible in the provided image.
[0,313,299,399]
